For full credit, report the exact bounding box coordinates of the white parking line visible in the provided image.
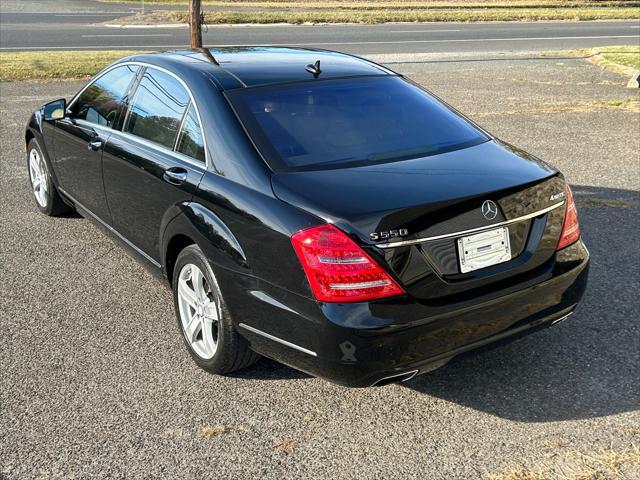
[2,34,638,51]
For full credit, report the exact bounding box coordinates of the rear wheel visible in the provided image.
[172,244,260,374]
[27,138,71,216]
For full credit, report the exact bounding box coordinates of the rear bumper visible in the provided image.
[223,239,589,387]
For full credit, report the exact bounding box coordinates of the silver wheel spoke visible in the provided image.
[203,301,218,321]
[201,318,216,355]
[40,173,48,193]
[177,263,219,360]
[191,267,206,300]
[184,315,202,343]
[178,278,198,308]
[29,149,48,207]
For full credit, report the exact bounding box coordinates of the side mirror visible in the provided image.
[43,98,66,121]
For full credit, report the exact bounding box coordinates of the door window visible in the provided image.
[176,105,205,162]
[124,68,190,150]
[72,65,139,128]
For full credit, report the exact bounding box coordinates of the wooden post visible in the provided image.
[189,0,202,49]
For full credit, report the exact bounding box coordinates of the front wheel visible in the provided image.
[172,244,260,374]
[27,138,71,216]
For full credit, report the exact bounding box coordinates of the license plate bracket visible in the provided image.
[457,227,511,274]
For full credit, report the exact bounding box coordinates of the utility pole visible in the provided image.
[189,0,203,49]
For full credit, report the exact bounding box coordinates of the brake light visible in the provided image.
[557,185,581,250]
[291,225,405,302]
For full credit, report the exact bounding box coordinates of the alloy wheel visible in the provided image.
[177,263,220,359]
[29,148,48,208]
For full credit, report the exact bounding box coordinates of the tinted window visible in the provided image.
[176,105,205,162]
[124,68,190,149]
[227,76,488,171]
[73,65,138,128]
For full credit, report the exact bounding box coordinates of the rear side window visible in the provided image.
[124,68,190,150]
[226,76,489,171]
[176,105,205,162]
[72,65,138,128]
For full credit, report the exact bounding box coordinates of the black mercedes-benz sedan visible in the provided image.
[25,47,589,387]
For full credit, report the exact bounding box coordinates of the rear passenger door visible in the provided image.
[102,66,207,263]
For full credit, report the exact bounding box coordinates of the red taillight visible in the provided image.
[557,185,581,250]
[291,225,405,302]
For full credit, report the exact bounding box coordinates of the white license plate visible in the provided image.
[457,227,511,273]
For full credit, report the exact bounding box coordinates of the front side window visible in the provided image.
[176,105,205,162]
[226,76,489,171]
[72,65,139,128]
[124,68,190,150]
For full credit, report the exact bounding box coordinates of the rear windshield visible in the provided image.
[225,76,489,172]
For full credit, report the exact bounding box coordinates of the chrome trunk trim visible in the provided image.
[375,201,565,249]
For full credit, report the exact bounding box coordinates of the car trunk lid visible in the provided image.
[272,140,567,302]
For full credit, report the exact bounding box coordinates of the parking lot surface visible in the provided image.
[1,52,639,479]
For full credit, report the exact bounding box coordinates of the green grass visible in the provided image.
[595,45,640,70]
[561,45,640,76]
[166,7,639,24]
[0,51,146,81]
[98,0,639,7]
[1,45,637,82]
[98,0,640,23]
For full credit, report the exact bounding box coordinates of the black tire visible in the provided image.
[27,138,72,216]
[172,244,260,374]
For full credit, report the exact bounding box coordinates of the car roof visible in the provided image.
[118,47,395,90]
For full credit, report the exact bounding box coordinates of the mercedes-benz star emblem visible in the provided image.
[481,200,498,220]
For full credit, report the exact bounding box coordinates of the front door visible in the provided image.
[52,64,140,223]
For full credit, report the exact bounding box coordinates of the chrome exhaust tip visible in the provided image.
[371,369,419,387]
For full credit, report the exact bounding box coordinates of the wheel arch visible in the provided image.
[25,119,61,188]
[164,233,196,286]
[25,128,36,149]
[161,202,249,286]
[25,110,45,149]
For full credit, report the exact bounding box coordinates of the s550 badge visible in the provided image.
[370,229,409,241]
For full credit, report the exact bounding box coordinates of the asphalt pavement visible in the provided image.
[1,50,639,478]
[1,0,639,54]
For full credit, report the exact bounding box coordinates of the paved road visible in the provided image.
[1,0,639,54]
[1,51,639,479]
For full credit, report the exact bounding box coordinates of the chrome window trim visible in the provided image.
[67,61,210,168]
[120,66,143,135]
[238,323,318,357]
[74,119,207,172]
[173,100,192,151]
[58,187,161,268]
[375,200,566,249]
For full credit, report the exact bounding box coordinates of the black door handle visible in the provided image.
[163,167,188,185]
